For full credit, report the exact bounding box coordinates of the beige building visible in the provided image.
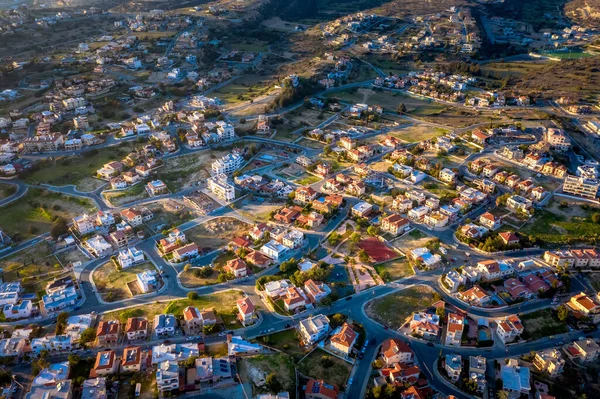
[563,175,599,199]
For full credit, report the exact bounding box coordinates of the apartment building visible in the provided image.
[563,175,599,199]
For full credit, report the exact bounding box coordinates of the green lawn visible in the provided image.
[23,143,137,189]
[102,290,244,324]
[296,175,321,185]
[366,286,437,329]
[520,309,568,340]
[297,349,352,388]
[0,188,97,240]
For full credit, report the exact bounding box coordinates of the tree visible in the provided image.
[265,373,281,393]
[203,324,218,334]
[367,225,379,236]
[187,292,199,300]
[330,313,347,328]
[358,249,370,263]
[68,354,80,366]
[79,328,96,348]
[557,304,569,321]
[436,307,445,318]
[350,232,361,243]
[328,232,340,246]
[320,355,333,367]
[592,213,600,224]
[397,103,406,113]
[184,263,192,272]
[50,217,69,239]
[496,391,509,399]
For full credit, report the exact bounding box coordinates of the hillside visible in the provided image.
[565,0,600,28]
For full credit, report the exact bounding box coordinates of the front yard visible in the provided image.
[366,285,438,330]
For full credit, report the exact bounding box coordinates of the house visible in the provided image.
[236,297,255,325]
[543,250,575,268]
[352,201,373,217]
[85,235,112,258]
[282,230,304,249]
[27,380,72,399]
[499,231,520,246]
[224,258,249,278]
[146,180,168,196]
[96,320,121,346]
[409,312,440,339]
[533,348,565,377]
[245,250,272,268]
[283,287,309,312]
[295,187,318,204]
[121,346,142,373]
[117,247,144,268]
[563,175,599,199]
[227,335,261,356]
[439,168,456,183]
[443,270,466,293]
[183,306,203,334]
[136,270,158,293]
[274,206,302,224]
[3,300,33,320]
[479,212,502,230]
[154,314,176,337]
[261,240,288,261]
[504,278,533,301]
[445,313,465,347]
[73,214,96,235]
[496,315,524,344]
[329,323,357,356]
[156,361,179,392]
[566,339,600,362]
[380,338,414,366]
[471,129,491,145]
[125,317,148,341]
[31,336,72,354]
[346,181,366,196]
[502,359,531,398]
[459,285,491,306]
[81,377,107,399]
[173,243,199,261]
[92,351,118,376]
[120,208,143,227]
[423,212,449,228]
[381,214,410,236]
[476,260,514,281]
[304,279,331,304]
[469,356,487,393]
[305,379,339,399]
[408,247,442,269]
[445,354,462,382]
[566,293,600,323]
[298,315,330,344]
[263,279,293,299]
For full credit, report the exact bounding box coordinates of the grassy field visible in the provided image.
[0,188,97,240]
[211,75,275,105]
[229,41,269,52]
[185,217,250,251]
[521,199,600,245]
[520,309,568,340]
[389,124,448,143]
[23,143,137,190]
[374,257,414,281]
[178,268,220,288]
[102,290,244,324]
[239,354,296,395]
[92,261,158,302]
[0,241,70,296]
[157,149,229,192]
[260,329,306,360]
[102,183,149,207]
[297,348,352,388]
[366,285,437,329]
[0,183,16,200]
[296,175,321,185]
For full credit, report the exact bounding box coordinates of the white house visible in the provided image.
[261,240,288,261]
[3,300,32,320]
[137,270,158,293]
[117,247,144,268]
[298,315,330,344]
